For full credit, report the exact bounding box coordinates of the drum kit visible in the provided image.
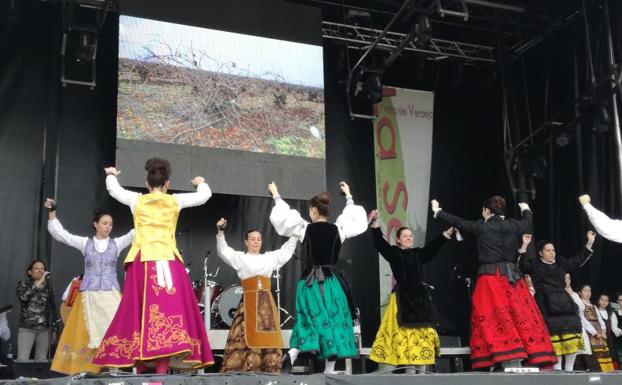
[192,253,294,329]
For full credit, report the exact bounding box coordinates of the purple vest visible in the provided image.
[80,238,120,291]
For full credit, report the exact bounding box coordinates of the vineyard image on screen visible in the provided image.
[117,16,325,158]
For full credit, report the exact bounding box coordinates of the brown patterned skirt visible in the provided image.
[220,301,282,373]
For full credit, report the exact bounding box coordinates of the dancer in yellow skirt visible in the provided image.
[45,199,134,374]
[368,210,454,373]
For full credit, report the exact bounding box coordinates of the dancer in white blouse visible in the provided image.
[216,218,298,373]
[269,181,367,374]
[579,194,622,243]
[45,199,133,374]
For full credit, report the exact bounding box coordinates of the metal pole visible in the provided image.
[603,0,622,200]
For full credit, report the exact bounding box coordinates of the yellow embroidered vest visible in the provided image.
[124,192,182,263]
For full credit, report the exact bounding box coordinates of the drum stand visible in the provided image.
[203,254,219,331]
[273,268,294,327]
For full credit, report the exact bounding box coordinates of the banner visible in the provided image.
[373,87,435,307]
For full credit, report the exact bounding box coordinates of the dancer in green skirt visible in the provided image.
[268,181,367,374]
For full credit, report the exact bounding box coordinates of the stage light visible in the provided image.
[412,14,432,48]
[515,146,548,179]
[353,67,383,105]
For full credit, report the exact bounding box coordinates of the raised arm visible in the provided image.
[114,229,135,252]
[565,231,595,271]
[105,168,140,209]
[515,203,533,234]
[580,195,622,243]
[215,218,242,271]
[431,199,483,235]
[268,182,308,239]
[517,234,535,274]
[334,182,367,242]
[419,227,454,263]
[174,176,212,209]
[44,199,88,254]
[266,236,299,270]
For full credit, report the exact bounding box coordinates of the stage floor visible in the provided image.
[2,372,622,385]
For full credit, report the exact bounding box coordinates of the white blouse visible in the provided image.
[216,233,298,280]
[583,203,622,243]
[47,218,134,256]
[105,175,212,213]
[269,196,367,242]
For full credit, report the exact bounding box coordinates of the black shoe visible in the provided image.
[281,353,292,374]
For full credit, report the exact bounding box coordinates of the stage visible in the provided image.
[3,372,622,385]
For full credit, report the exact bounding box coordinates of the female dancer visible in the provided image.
[430,197,556,369]
[368,209,454,373]
[518,231,595,371]
[269,181,367,374]
[93,159,213,373]
[576,285,614,371]
[45,200,133,374]
[216,218,298,372]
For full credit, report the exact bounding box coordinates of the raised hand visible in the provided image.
[104,167,121,176]
[518,202,530,212]
[43,198,55,209]
[268,181,279,197]
[443,227,456,238]
[368,209,380,228]
[578,194,591,206]
[191,176,205,186]
[522,234,533,246]
[430,199,440,213]
[339,181,351,197]
[586,230,596,245]
[216,218,227,231]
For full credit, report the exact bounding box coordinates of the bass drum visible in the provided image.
[194,280,222,306]
[211,285,244,328]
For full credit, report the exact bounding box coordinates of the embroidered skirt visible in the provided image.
[469,272,556,369]
[289,276,357,360]
[93,254,214,368]
[51,292,101,375]
[551,333,583,356]
[369,293,439,365]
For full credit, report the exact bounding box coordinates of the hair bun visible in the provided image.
[318,192,331,205]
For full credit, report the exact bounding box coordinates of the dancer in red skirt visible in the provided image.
[93,159,214,373]
[430,196,556,370]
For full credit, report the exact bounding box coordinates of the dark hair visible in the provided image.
[145,158,171,188]
[92,209,112,224]
[309,192,331,217]
[26,259,47,275]
[244,229,262,240]
[396,227,412,240]
[536,240,554,253]
[579,284,591,292]
[599,292,610,300]
[483,195,506,216]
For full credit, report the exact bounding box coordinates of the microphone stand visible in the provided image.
[272,267,293,327]
[203,252,219,331]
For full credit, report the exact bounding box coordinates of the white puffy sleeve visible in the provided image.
[174,182,212,209]
[269,197,309,239]
[583,203,622,243]
[106,175,140,211]
[114,229,135,254]
[335,197,368,242]
[47,218,88,254]
[264,236,299,270]
[216,233,243,271]
[0,314,9,341]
